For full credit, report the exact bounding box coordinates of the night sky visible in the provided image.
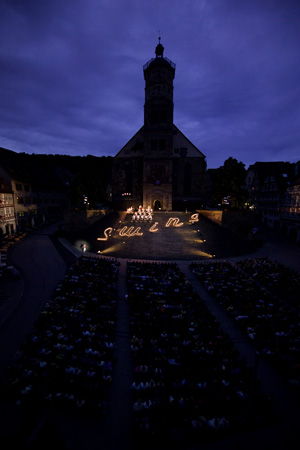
[1,0,299,169]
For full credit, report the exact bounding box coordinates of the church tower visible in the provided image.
[143,38,175,141]
[142,37,176,209]
[111,39,206,211]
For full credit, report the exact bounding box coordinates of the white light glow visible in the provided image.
[165,217,184,228]
[119,226,143,237]
[149,222,159,232]
[189,213,199,224]
[97,227,113,241]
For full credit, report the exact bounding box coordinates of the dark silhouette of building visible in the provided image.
[112,38,206,211]
[0,148,70,232]
[246,161,300,242]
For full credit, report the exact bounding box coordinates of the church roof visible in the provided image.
[172,125,206,158]
[114,124,206,159]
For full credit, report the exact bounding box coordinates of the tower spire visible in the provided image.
[155,35,164,58]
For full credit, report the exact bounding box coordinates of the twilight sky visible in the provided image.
[1,0,299,169]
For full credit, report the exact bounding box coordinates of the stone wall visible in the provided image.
[63,209,108,231]
[197,210,223,226]
[222,210,256,237]
[198,210,257,239]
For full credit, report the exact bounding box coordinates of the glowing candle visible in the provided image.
[97,227,113,241]
[149,222,159,232]
[165,217,184,228]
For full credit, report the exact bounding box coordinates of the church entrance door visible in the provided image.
[153,199,161,210]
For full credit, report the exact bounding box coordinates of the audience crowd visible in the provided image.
[5,256,119,414]
[236,257,300,304]
[0,231,27,281]
[190,258,300,398]
[3,254,288,446]
[127,261,273,446]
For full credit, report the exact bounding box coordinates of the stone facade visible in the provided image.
[0,177,16,236]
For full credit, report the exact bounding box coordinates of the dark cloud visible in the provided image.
[0,0,299,168]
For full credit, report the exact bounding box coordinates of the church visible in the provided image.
[111,39,206,211]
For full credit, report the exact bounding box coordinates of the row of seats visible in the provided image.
[5,256,119,413]
[236,257,300,304]
[190,258,300,398]
[127,261,274,445]
[3,255,286,446]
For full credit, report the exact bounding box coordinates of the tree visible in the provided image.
[69,156,113,208]
[210,157,248,209]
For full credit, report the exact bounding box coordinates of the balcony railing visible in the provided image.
[0,202,14,207]
[0,214,15,223]
[143,56,176,71]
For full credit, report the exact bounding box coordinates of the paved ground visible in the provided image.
[66,211,258,260]
[0,224,68,378]
[0,213,300,449]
